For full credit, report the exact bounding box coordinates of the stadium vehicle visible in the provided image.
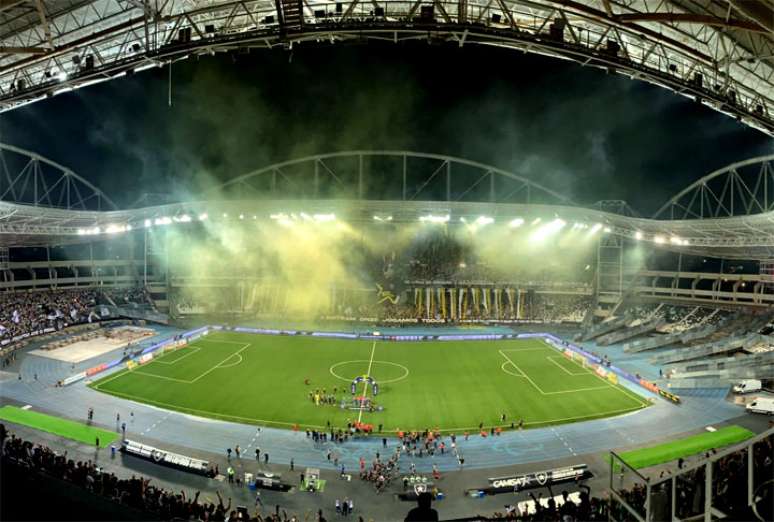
[745,397,774,415]
[733,379,762,394]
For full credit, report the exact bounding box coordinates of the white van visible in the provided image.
[733,379,762,394]
[746,397,774,415]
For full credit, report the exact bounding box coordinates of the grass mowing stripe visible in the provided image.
[616,425,755,470]
[0,406,118,447]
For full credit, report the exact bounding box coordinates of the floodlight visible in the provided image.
[589,223,602,234]
[56,70,67,82]
[239,214,245,220]
[654,235,666,244]
[603,226,611,233]
[530,218,565,242]
[198,213,208,221]
[313,213,336,222]
[669,236,682,245]
[475,216,494,226]
[634,231,643,240]
[531,217,541,226]
[419,214,450,223]
[144,219,151,228]
[77,228,86,235]
[509,218,524,228]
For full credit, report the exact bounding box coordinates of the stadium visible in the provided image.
[1,2,774,522]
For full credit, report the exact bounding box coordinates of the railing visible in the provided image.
[609,427,774,522]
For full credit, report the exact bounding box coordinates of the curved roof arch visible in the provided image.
[0,142,117,210]
[1,148,774,259]
[210,150,575,205]
[653,154,774,219]
[2,1,774,136]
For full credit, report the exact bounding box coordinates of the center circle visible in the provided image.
[329,360,409,384]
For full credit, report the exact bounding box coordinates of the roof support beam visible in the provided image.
[33,0,54,50]
[613,13,767,34]
[0,46,49,55]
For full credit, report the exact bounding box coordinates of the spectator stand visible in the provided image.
[609,427,773,522]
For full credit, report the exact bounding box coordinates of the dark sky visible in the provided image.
[1,42,771,213]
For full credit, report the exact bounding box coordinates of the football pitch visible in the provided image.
[90,332,650,432]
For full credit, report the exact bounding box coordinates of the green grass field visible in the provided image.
[0,405,118,447]
[90,332,650,432]
[616,425,754,470]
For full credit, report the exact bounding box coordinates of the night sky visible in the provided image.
[1,42,771,214]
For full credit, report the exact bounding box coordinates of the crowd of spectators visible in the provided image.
[329,293,592,324]
[0,288,98,345]
[525,295,590,323]
[100,287,153,309]
[3,421,771,522]
[609,435,772,522]
[619,303,732,334]
[0,426,326,522]
[482,486,608,521]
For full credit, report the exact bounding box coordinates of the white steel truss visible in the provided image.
[2,1,774,136]
[654,154,774,219]
[1,149,774,259]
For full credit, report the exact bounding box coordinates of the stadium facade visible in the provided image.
[2,147,774,389]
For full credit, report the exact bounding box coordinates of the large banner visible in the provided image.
[466,465,592,496]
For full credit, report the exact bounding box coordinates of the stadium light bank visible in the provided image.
[73,209,693,248]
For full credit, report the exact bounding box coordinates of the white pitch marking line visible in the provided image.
[215,354,243,369]
[498,350,547,394]
[357,341,377,424]
[500,361,528,378]
[546,356,589,376]
[555,344,650,407]
[189,343,250,383]
[499,350,612,395]
[153,346,201,365]
[131,371,194,383]
[194,339,251,345]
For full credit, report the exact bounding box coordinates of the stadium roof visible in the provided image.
[2,149,774,260]
[2,1,774,135]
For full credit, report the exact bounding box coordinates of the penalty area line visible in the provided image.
[546,355,590,376]
[189,343,251,383]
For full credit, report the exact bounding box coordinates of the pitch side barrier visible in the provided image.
[64,326,210,385]
[526,333,682,405]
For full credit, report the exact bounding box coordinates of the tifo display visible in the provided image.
[89,331,650,431]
